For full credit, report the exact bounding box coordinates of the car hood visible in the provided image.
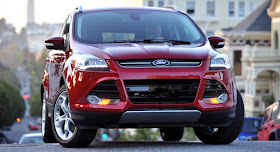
[72,42,216,60]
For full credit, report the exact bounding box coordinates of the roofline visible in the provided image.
[73,6,177,14]
[215,31,271,38]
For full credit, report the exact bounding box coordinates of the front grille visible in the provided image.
[118,59,202,67]
[203,80,227,98]
[88,81,120,99]
[124,79,200,104]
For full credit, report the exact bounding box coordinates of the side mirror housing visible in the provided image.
[45,37,65,50]
[208,35,225,49]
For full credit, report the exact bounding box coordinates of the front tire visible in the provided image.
[160,127,184,141]
[51,85,97,148]
[42,92,56,143]
[193,90,244,144]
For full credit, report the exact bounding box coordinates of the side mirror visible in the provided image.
[45,37,65,50]
[208,35,225,49]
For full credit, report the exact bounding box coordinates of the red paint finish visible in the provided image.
[42,7,238,127]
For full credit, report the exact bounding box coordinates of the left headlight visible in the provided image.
[73,54,109,70]
[210,53,231,70]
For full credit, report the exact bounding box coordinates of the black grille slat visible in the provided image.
[124,79,200,104]
[203,80,227,98]
[88,81,121,99]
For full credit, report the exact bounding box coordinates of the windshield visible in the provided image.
[74,10,205,45]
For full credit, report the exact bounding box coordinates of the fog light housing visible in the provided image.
[87,95,120,105]
[204,93,228,104]
[87,95,102,104]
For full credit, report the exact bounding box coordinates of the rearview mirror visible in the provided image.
[208,35,225,49]
[45,37,65,50]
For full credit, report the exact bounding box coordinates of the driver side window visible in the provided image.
[60,15,72,48]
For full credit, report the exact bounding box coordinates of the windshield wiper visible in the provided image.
[101,39,191,44]
[164,40,192,44]
[141,39,191,44]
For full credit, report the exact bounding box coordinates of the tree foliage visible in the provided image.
[0,80,25,127]
[0,63,20,90]
[119,128,160,141]
[29,89,41,117]
[28,48,48,117]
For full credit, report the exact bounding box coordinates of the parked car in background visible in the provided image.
[238,117,262,141]
[28,122,40,130]
[18,133,44,144]
[258,101,280,141]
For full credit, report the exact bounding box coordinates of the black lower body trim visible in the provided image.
[71,109,235,129]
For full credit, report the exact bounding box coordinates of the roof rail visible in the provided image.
[162,5,181,12]
[75,5,83,13]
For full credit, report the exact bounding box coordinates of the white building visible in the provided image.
[216,0,280,116]
[143,0,266,35]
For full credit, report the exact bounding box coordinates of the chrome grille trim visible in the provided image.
[117,59,203,68]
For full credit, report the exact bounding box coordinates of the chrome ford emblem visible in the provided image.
[152,59,170,66]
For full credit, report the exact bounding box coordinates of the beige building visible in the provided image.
[216,0,280,117]
[143,0,266,35]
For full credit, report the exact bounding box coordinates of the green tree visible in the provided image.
[0,80,25,128]
[29,89,41,117]
[183,128,198,141]
[262,94,275,108]
[0,63,20,90]
[28,48,48,117]
[134,128,159,141]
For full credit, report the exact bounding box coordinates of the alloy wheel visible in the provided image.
[53,91,76,140]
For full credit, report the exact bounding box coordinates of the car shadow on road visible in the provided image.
[88,141,206,149]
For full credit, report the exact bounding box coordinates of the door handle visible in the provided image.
[271,124,274,127]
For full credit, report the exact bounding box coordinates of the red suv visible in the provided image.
[41,6,244,147]
[258,101,280,141]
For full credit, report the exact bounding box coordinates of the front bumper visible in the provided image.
[66,59,237,128]
[71,109,235,129]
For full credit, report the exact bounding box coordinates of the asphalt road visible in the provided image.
[0,141,279,152]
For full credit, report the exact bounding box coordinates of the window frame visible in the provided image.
[262,108,271,125]
[60,14,72,50]
[228,1,235,18]
[186,0,196,17]
[206,0,216,17]
[271,104,278,121]
[238,1,245,18]
[158,0,165,7]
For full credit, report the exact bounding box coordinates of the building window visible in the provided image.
[148,0,154,7]
[275,31,279,50]
[238,1,245,17]
[186,1,195,16]
[158,0,164,7]
[206,1,215,17]
[168,0,174,5]
[249,1,255,12]
[228,1,235,17]
[234,51,242,75]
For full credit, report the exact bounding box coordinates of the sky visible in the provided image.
[0,0,142,33]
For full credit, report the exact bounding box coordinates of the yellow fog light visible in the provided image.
[204,93,228,104]
[99,99,111,105]
[204,98,220,104]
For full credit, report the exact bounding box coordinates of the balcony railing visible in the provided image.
[242,45,280,58]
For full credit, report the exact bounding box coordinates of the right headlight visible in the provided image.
[73,54,109,70]
[210,54,231,70]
